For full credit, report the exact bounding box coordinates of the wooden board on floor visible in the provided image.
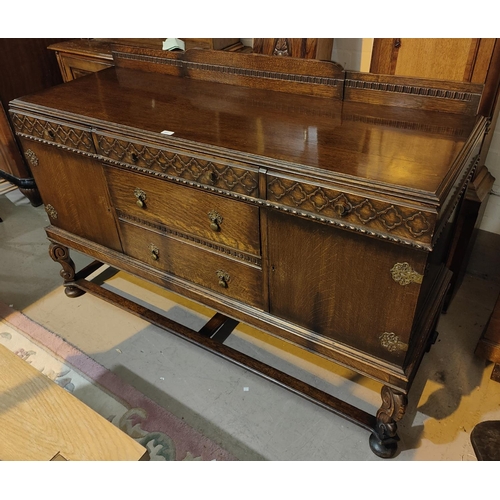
[0,344,148,461]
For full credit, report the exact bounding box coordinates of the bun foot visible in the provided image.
[64,285,86,298]
[369,432,399,459]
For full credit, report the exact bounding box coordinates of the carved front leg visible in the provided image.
[48,243,85,298]
[369,385,407,458]
[19,186,42,207]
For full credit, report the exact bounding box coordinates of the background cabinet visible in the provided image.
[252,39,333,60]
[0,38,68,206]
[48,38,244,83]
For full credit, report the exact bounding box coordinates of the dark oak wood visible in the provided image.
[9,48,490,457]
[48,39,242,83]
[252,39,333,60]
[492,363,500,383]
[198,313,239,343]
[0,38,68,206]
[470,420,500,460]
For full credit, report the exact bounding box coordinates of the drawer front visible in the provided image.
[95,133,259,198]
[11,113,95,155]
[119,221,263,309]
[267,174,436,249]
[106,166,261,256]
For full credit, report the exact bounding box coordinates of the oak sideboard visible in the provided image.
[9,46,488,457]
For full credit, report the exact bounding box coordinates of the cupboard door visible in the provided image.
[19,139,122,252]
[267,210,427,364]
[370,38,495,83]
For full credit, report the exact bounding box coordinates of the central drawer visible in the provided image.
[105,165,260,256]
[119,220,264,310]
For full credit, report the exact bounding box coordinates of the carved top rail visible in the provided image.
[344,71,484,115]
[111,47,484,115]
[112,46,345,99]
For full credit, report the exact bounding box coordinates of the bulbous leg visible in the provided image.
[369,385,407,458]
[48,243,85,298]
[19,186,42,207]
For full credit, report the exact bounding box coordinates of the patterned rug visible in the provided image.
[0,301,236,461]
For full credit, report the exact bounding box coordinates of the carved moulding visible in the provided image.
[11,113,95,153]
[48,243,85,298]
[267,176,434,247]
[96,135,259,197]
[344,79,478,103]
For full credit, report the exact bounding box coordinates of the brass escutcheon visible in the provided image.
[149,243,159,261]
[44,204,58,220]
[379,332,408,353]
[216,270,230,288]
[25,149,39,167]
[208,210,223,231]
[390,262,423,286]
[134,188,147,208]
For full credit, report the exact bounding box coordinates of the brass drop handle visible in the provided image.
[134,188,147,208]
[334,202,350,216]
[208,210,223,232]
[149,244,159,261]
[216,270,230,288]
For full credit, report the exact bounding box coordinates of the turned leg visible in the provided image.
[369,385,408,459]
[19,186,42,207]
[48,243,85,298]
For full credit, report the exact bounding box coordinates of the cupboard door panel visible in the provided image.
[370,38,495,83]
[267,210,427,364]
[19,139,121,251]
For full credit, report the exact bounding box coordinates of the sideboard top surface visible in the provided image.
[11,62,480,198]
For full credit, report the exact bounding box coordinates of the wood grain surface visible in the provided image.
[0,344,147,461]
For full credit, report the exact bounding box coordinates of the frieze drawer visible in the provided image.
[10,112,95,155]
[106,165,261,257]
[119,220,264,310]
[95,133,260,198]
[267,174,436,249]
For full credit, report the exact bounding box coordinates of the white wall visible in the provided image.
[331,38,374,72]
[479,125,500,234]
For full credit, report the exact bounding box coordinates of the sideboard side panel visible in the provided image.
[18,139,122,252]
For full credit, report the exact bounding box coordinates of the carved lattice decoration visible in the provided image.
[97,135,259,197]
[11,113,95,153]
[268,176,434,245]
